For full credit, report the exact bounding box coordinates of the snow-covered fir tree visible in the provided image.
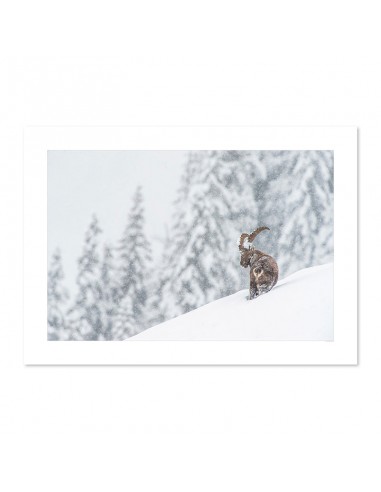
[150,150,262,323]
[252,150,296,259]
[147,226,171,328]
[117,186,151,335]
[147,153,202,326]
[47,249,69,340]
[278,150,333,274]
[112,295,137,340]
[68,215,104,340]
[99,244,119,340]
[260,150,334,276]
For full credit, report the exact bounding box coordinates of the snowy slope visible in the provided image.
[129,263,333,341]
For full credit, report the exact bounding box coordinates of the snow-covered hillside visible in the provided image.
[129,263,333,341]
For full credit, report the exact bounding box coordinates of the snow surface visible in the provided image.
[129,263,333,341]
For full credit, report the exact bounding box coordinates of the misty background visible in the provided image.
[48,150,333,341]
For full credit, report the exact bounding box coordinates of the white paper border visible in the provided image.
[23,126,357,365]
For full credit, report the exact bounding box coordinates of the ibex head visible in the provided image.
[238,226,270,268]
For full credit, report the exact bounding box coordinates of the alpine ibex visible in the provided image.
[238,226,279,300]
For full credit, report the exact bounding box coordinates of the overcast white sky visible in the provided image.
[48,150,187,294]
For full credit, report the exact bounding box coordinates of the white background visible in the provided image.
[0,1,378,490]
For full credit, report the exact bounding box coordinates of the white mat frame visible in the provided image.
[23,126,357,365]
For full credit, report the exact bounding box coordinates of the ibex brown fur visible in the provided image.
[238,226,279,300]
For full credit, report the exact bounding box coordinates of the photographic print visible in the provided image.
[23,127,357,364]
[48,150,334,342]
